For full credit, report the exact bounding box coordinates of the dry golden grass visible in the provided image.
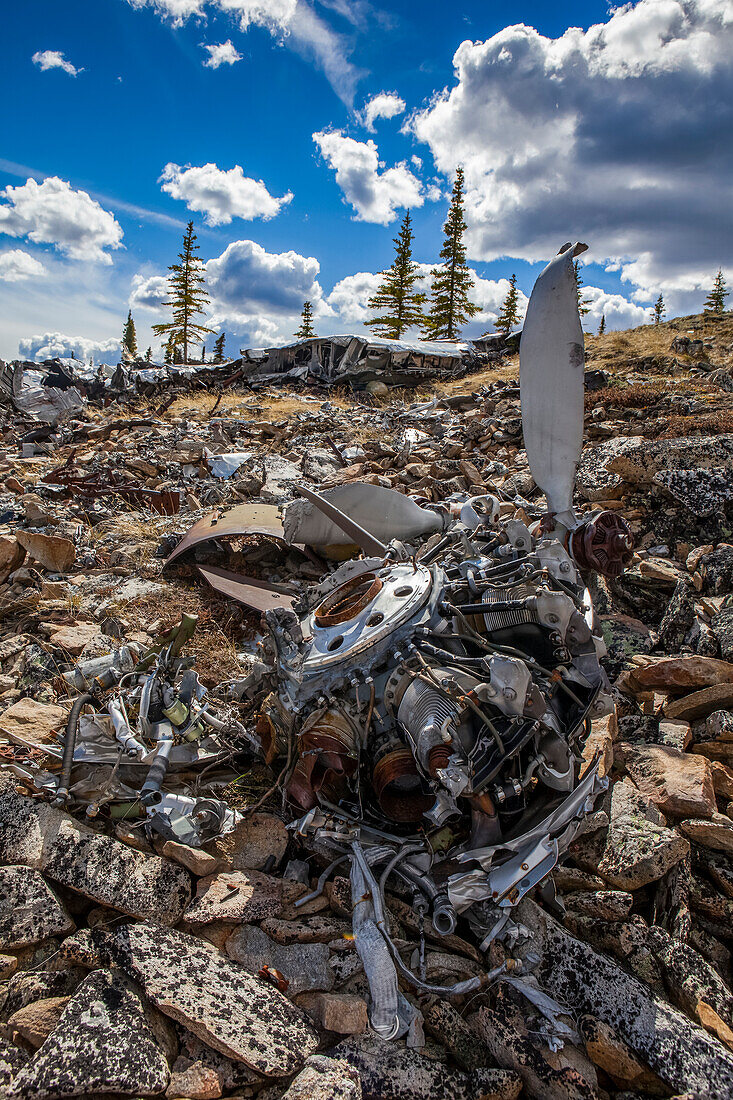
[160,388,354,424]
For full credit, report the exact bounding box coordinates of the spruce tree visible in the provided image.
[704,269,729,314]
[144,346,153,362]
[122,309,138,357]
[598,314,606,335]
[573,261,591,316]
[213,332,226,363]
[152,221,214,364]
[494,275,520,335]
[296,301,316,339]
[423,167,479,340]
[652,294,666,325]
[164,335,174,365]
[366,211,426,339]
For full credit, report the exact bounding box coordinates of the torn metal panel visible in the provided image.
[165,502,287,566]
[197,564,297,612]
[41,464,180,516]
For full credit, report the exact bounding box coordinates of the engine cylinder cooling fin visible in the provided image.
[471,584,538,634]
[395,676,461,772]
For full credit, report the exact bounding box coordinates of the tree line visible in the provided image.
[122,200,731,363]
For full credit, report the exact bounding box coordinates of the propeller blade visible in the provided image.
[520,242,588,530]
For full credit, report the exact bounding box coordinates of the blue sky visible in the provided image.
[1,0,731,361]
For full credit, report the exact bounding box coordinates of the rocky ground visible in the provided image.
[0,310,731,1100]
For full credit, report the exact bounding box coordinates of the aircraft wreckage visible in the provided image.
[26,243,635,1040]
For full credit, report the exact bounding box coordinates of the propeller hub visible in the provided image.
[570,511,634,578]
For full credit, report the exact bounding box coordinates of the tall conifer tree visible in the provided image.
[494,275,520,335]
[704,269,729,314]
[573,261,591,316]
[366,211,426,340]
[423,167,479,339]
[598,314,606,335]
[296,301,316,339]
[122,310,138,357]
[652,294,666,325]
[153,221,214,364]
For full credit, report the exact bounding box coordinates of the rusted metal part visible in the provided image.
[196,564,296,613]
[570,511,634,577]
[371,746,434,823]
[314,572,383,628]
[286,708,359,813]
[42,462,180,515]
[165,503,287,566]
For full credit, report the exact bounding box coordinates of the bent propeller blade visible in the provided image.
[520,242,587,531]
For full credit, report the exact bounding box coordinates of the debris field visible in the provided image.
[0,254,732,1099]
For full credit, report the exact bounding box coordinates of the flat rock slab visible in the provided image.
[334,1033,522,1100]
[209,812,289,871]
[598,780,689,890]
[0,777,190,924]
[680,815,733,854]
[618,655,733,694]
[282,1055,362,1100]
[665,684,733,722]
[614,742,716,818]
[7,969,169,1099]
[226,924,334,995]
[15,531,75,573]
[0,867,74,949]
[0,699,66,746]
[104,921,318,1076]
[184,870,282,924]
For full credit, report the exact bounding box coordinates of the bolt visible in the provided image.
[503,687,517,700]
[521,862,529,870]
[559,561,571,573]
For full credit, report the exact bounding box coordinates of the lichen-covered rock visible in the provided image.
[261,914,352,944]
[422,999,493,1072]
[516,898,733,1099]
[699,546,733,596]
[646,924,733,1029]
[165,1056,223,1100]
[6,969,170,1099]
[473,986,599,1100]
[614,742,716,818]
[578,1015,667,1095]
[563,889,633,921]
[226,923,334,995]
[282,1055,362,1100]
[0,866,75,949]
[0,777,191,924]
[658,578,696,649]
[0,1037,29,1091]
[712,607,733,661]
[333,1033,522,1100]
[606,435,733,485]
[103,921,319,1076]
[655,468,732,518]
[597,780,689,889]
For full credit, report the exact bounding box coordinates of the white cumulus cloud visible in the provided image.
[0,250,47,283]
[206,238,322,318]
[362,91,406,131]
[129,273,169,312]
[202,39,243,67]
[410,0,733,302]
[18,332,120,364]
[0,177,123,264]
[313,130,424,224]
[32,50,83,76]
[160,163,293,225]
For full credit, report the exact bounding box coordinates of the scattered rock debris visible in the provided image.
[0,278,732,1097]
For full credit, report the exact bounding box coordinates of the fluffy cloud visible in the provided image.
[18,332,120,364]
[129,273,169,312]
[581,285,651,331]
[127,0,361,102]
[0,250,47,282]
[362,91,406,131]
[0,177,123,263]
[32,50,82,76]
[202,40,242,67]
[411,0,733,301]
[206,238,322,322]
[160,163,293,225]
[313,130,424,224]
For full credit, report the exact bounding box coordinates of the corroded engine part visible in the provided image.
[286,707,359,812]
[569,510,635,577]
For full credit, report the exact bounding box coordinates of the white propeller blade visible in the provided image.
[520,242,588,531]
